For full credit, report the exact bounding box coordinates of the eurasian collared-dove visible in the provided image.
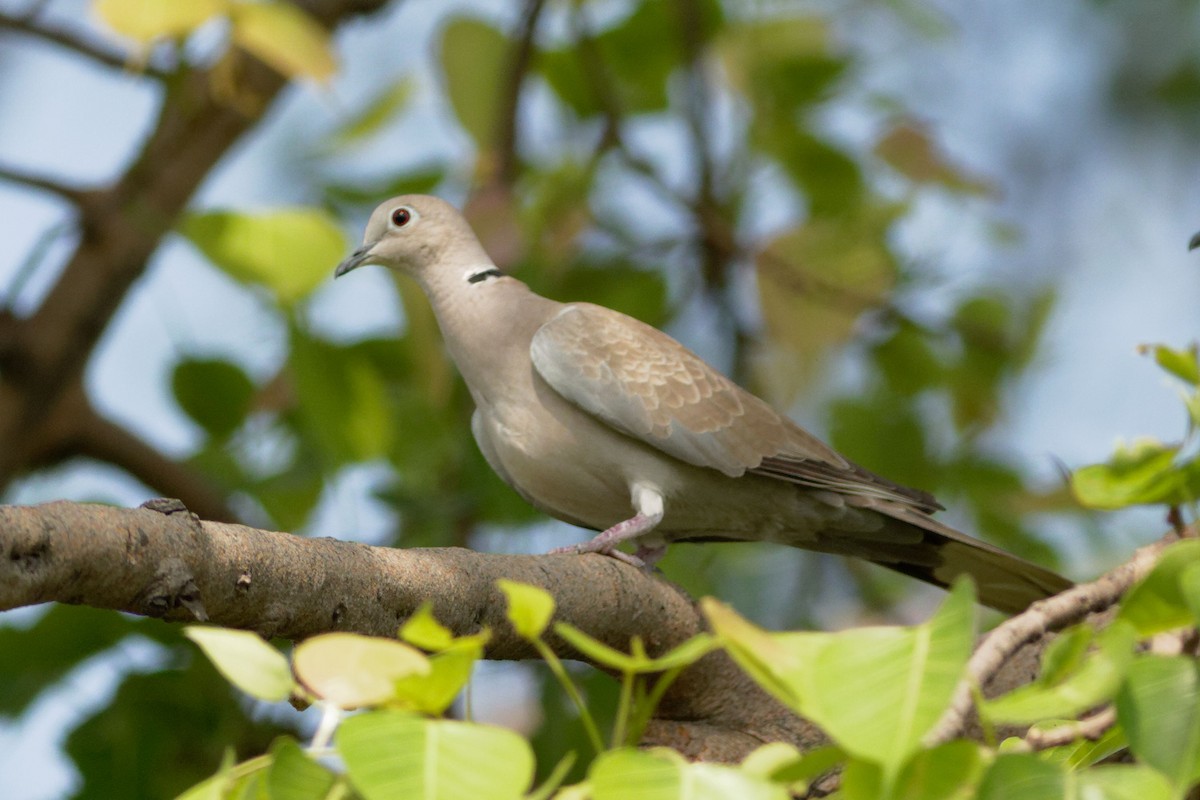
[335,195,1071,613]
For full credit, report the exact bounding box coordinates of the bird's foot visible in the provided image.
[547,511,663,569]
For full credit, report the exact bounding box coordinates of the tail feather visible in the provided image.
[848,502,1072,615]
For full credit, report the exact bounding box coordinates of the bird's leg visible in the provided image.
[549,484,665,568]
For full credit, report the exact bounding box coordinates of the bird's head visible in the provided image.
[334,194,491,281]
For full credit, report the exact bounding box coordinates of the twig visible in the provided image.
[926,535,1174,746]
[1024,706,1116,750]
[0,163,85,204]
[0,11,165,78]
[495,0,547,184]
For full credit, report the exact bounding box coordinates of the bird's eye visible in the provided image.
[391,207,412,227]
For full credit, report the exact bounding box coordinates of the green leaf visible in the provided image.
[400,603,456,651]
[1115,655,1200,791]
[180,208,346,307]
[588,748,787,800]
[391,642,481,715]
[799,579,975,773]
[439,17,508,148]
[330,79,413,145]
[1037,721,1126,769]
[872,322,945,396]
[750,744,843,794]
[497,579,555,640]
[1071,438,1200,509]
[339,711,534,800]
[230,1,336,83]
[892,740,984,800]
[707,582,974,775]
[1139,342,1200,386]
[874,122,993,195]
[95,0,227,43]
[981,622,1134,724]
[1037,624,1093,686]
[184,627,295,702]
[755,210,897,402]
[289,330,396,466]
[1117,540,1200,635]
[266,737,336,800]
[171,358,255,439]
[293,633,430,709]
[977,754,1064,800]
[1077,765,1176,800]
[552,624,716,675]
[174,749,236,800]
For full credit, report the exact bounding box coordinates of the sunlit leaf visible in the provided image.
[180,208,346,307]
[94,0,226,43]
[1139,342,1200,386]
[708,581,974,774]
[391,643,481,715]
[184,627,294,702]
[339,711,534,800]
[498,579,555,640]
[400,603,456,651]
[799,579,975,772]
[1117,540,1200,635]
[293,633,429,709]
[230,1,336,83]
[1071,438,1200,510]
[589,748,786,800]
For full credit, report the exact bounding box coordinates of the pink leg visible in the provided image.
[549,511,662,567]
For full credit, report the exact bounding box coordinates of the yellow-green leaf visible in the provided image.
[293,633,430,709]
[180,208,346,306]
[339,711,534,800]
[400,603,456,651]
[230,1,335,83]
[95,0,227,43]
[497,580,555,640]
[184,626,294,702]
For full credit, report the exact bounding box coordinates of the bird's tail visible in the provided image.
[841,503,1072,615]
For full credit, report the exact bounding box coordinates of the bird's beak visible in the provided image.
[334,244,377,278]
[1190,231,1200,252]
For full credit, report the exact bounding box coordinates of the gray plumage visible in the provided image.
[335,195,1071,614]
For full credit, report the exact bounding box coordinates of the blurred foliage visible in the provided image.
[8,0,1196,796]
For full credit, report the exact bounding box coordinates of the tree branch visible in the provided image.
[71,409,239,523]
[495,0,547,185]
[0,499,817,761]
[926,534,1175,746]
[0,0,391,492]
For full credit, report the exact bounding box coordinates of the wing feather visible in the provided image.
[530,304,847,476]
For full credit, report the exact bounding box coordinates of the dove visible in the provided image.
[335,195,1071,613]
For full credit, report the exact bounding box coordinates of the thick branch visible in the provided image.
[0,500,814,760]
[0,0,390,492]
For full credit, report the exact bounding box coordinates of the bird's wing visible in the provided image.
[531,303,877,479]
